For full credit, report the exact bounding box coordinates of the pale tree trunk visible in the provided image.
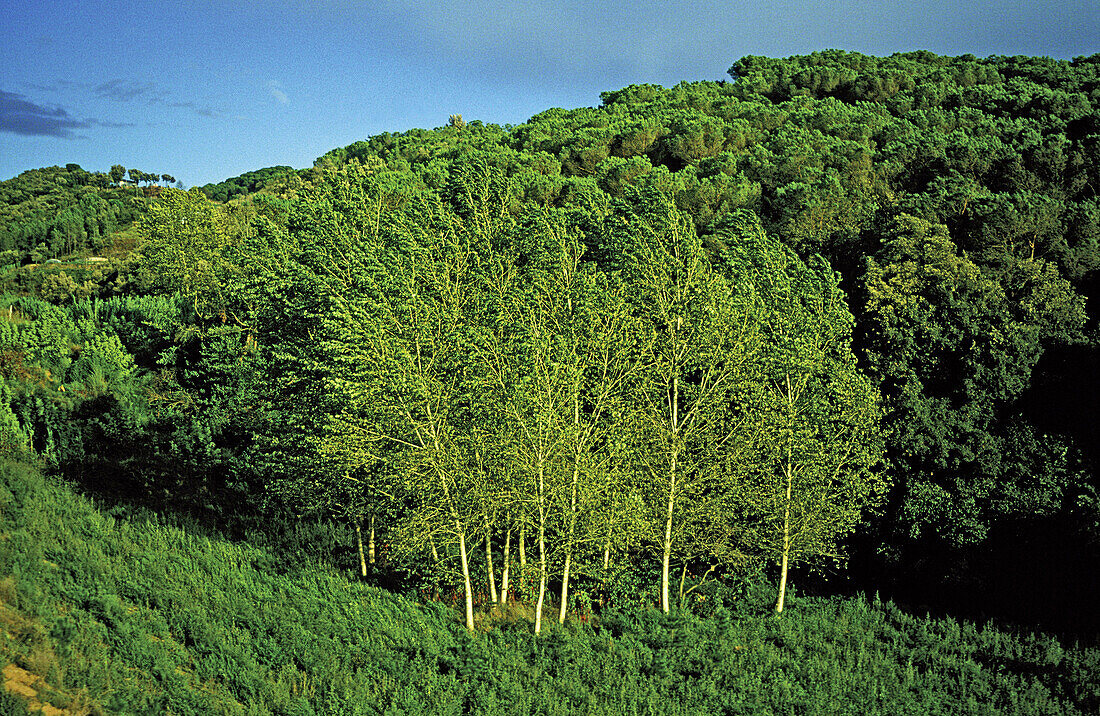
[560,397,581,624]
[457,529,475,630]
[776,373,794,615]
[775,450,794,614]
[599,535,611,608]
[368,515,376,565]
[500,528,511,601]
[776,534,790,614]
[535,520,548,634]
[558,552,572,624]
[427,419,474,630]
[660,463,676,613]
[661,369,680,613]
[519,524,527,567]
[356,522,368,578]
[535,461,548,634]
[484,517,498,604]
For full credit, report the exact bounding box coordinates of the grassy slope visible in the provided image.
[0,460,1097,715]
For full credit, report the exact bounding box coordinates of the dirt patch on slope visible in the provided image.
[3,662,72,715]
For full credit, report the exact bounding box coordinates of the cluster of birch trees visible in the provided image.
[259,165,887,631]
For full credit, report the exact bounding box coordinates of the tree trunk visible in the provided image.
[427,421,472,629]
[560,403,581,624]
[368,515,376,565]
[458,529,475,630]
[501,528,511,602]
[429,441,471,627]
[599,534,611,608]
[776,372,794,615]
[558,552,572,624]
[661,446,678,613]
[356,522,368,578]
[519,524,527,567]
[535,461,548,634]
[484,518,498,604]
[661,367,680,613]
[535,519,548,634]
[776,540,790,614]
[776,455,794,614]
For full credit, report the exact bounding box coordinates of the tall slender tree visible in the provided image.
[616,190,765,612]
[730,224,886,613]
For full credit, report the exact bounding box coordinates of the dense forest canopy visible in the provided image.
[1,51,1100,712]
[0,165,158,263]
[198,165,299,203]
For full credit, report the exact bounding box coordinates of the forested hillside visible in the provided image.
[0,164,174,263]
[1,49,1100,713]
[0,164,179,307]
[198,166,300,203]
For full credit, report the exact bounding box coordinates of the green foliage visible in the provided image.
[251,163,884,626]
[256,49,1100,634]
[726,218,885,609]
[0,690,31,716]
[3,48,1100,708]
[0,459,1097,714]
[0,164,155,262]
[199,166,299,202]
[135,187,244,318]
[863,214,1086,546]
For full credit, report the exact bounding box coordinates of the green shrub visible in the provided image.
[0,459,1097,714]
[0,690,31,716]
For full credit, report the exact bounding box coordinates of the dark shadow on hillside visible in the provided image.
[54,450,414,590]
[833,335,1100,643]
[843,513,1100,645]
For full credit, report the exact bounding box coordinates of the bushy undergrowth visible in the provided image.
[0,459,1097,715]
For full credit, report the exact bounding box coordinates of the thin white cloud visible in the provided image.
[24,78,219,118]
[94,79,165,103]
[267,80,289,105]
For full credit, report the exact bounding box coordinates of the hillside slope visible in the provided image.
[0,460,1097,714]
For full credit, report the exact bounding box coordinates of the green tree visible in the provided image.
[732,228,885,612]
[135,187,245,321]
[483,247,574,632]
[862,214,1086,548]
[285,166,508,631]
[616,191,765,613]
[552,253,648,623]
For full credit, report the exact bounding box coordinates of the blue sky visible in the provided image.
[1,0,1097,187]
